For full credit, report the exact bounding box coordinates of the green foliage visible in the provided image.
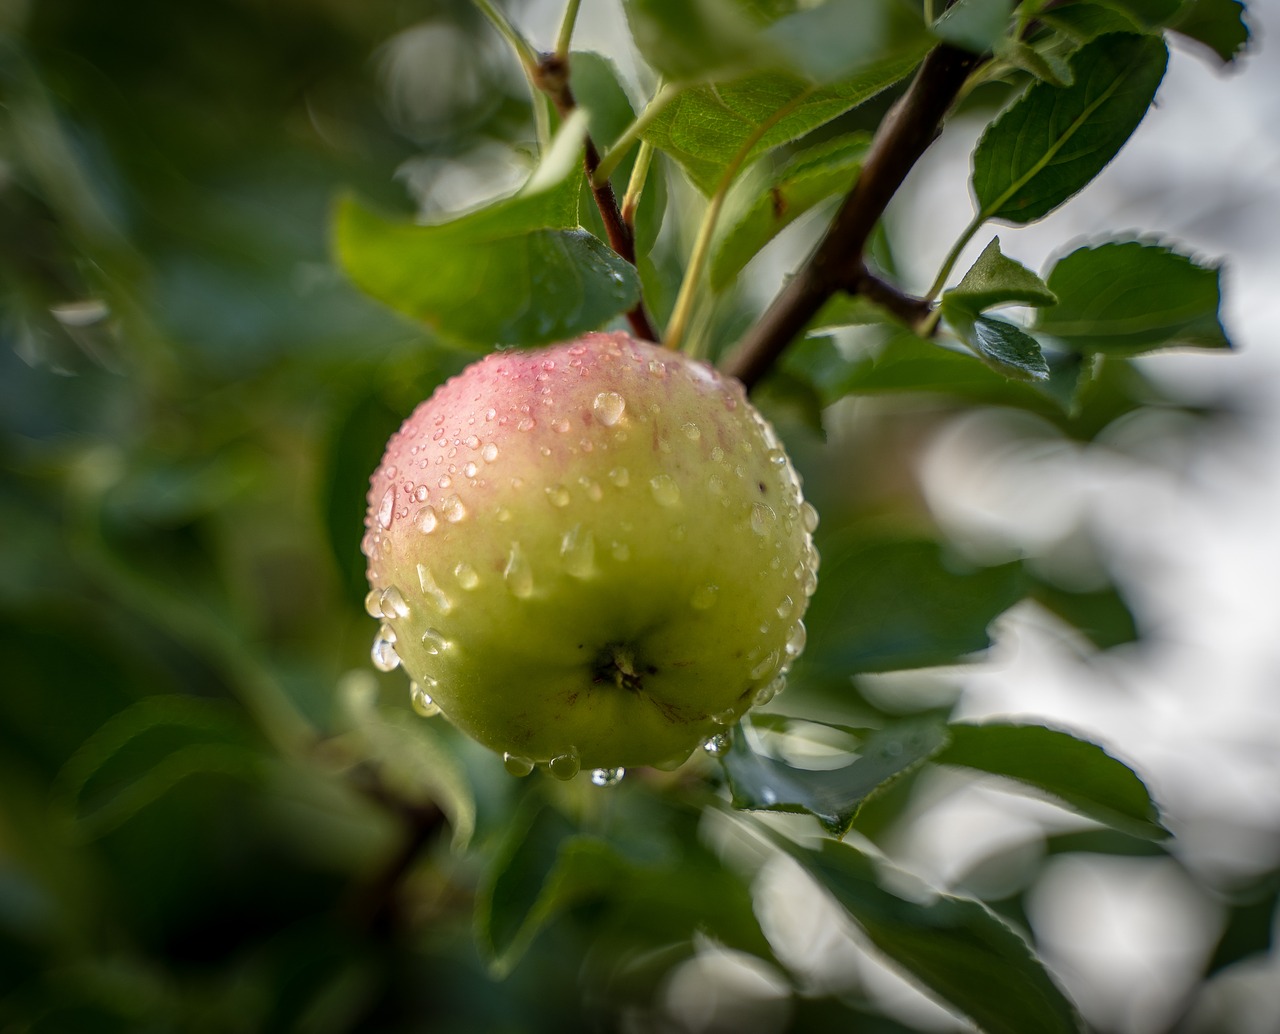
[1,0,1265,1030]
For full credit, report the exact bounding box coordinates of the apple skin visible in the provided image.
[361,331,818,772]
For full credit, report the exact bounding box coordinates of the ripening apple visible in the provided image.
[361,331,818,779]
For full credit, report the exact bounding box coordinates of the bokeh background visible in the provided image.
[2,0,1277,1031]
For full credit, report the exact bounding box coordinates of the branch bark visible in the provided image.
[720,43,982,390]
[536,54,661,344]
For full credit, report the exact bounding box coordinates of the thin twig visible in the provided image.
[535,54,660,342]
[719,43,982,390]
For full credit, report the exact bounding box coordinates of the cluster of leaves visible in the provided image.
[2,0,1272,1032]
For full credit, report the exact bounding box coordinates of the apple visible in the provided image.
[360,331,818,778]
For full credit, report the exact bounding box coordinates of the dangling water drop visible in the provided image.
[776,595,794,620]
[380,585,410,619]
[590,767,624,787]
[548,752,580,780]
[754,676,785,706]
[415,505,439,534]
[410,682,441,717]
[363,589,383,618]
[420,627,449,655]
[785,621,807,657]
[800,500,820,533]
[703,732,731,757]
[710,707,736,726]
[750,650,779,681]
[371,625,400,672]
[416,563,454,613]
[503,752,535,777]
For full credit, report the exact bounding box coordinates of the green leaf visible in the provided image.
[721,717,949,836]
[936,722,1169,839]
[53,697,263,838]
[942,237,1058,313]
[803,537,1025,675]
[340,675,475,850]
[1035,240,1231,355]
[1095,0,1186,26]
[711,134,870,289]
[642,61,925,195]
[1040,2,1146,42]
[972,33,1168,225]
[934,0,1015,53]
[950,314,1051,381]
[475,799,624,977]
[764,0,934,84]
[782,838,1085,1034]
[1171,0,1250,64]
[993,36,1074,85]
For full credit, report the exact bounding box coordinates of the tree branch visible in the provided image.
[720,43,982,390]
[535,55,661,344]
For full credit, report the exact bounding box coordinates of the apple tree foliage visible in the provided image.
[0,0,1269,1032]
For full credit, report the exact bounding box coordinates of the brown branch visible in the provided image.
[719,43,982,390]
[535,55,661,344]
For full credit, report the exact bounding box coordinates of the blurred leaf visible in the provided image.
[1171,0,1250,64]
[340,676,475,850]
[1098,0,1186,26]
[935,722,1169,839]
[782,837,1085,1034]
[52,697,263,839]
[642,62,923,196]
[623,0,775,82]
[933,0,1015,53]
[949,314,1051,381]
[1206,876,1279,975]
[972,33,1168,224]
[1039,2,1146,44]
[1035,240,1231,355]
[711,133,869,289]
[942,237,1057,314]
[764,0,933,84]
[803,536,1025,674]
[1027,576,1139,649]
[722,717,949,836]
[475,799,619,978]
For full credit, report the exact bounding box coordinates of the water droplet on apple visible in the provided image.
[545,484,571,508]
[703,733,731,757]
[410,682,441,717]
[503,753,535,777]
[463,461,478,478]
[376,486,395,529]
[802,568,818,597]
[750,502,776,536]
[750,650,779,681]
[415,506,439,534]
[442,495,466,522]
[608,466,630,487]
[454,562,479,590]
[579,476,603,501]
[691,584,718,610]
[776,595,794,619]
[416,563,454,613]
[421,627,448,655]
[710,707,736,726]
[785,621,807,657]
[590,767,624,787]
[548,752,580,780]
[767,448,787,467]
[711,446,725,463]
[517,416,535,431]
[611,541,630,561]
[380,586,410,618]
[754,676,785,706]
[593,391,626,426]
[682,422,701,441]
[464,435,479,449]
[552,418,571,433]
[560,523,596,578]
[496,507,512,523]
[649,474,680,507]
[482,442,498,462]
[415,485,429,502]
[504,542,534,598]
[371,625,400,671]
[363,589,383,618]
[801,501,819,533]
[437,474,452,489]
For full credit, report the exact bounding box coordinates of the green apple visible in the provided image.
[361,331,818,777]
